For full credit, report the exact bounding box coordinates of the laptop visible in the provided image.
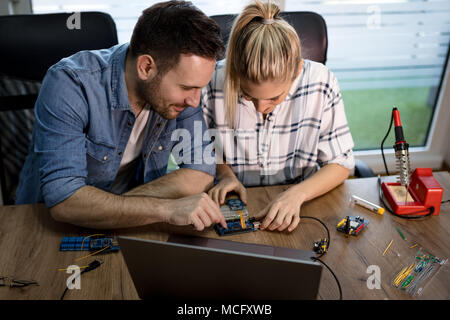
[118,234,322,300]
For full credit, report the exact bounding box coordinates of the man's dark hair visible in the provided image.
[130,1,224,74]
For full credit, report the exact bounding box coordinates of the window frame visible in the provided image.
[354,49,450,173]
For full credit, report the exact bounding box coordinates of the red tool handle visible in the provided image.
[393,108,402,127]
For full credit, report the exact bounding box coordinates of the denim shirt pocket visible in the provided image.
[85,138,116,190]
[147,131,174,178]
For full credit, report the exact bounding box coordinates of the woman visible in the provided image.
[202,1,354,232]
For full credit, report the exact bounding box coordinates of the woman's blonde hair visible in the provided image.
[224,0,302,127]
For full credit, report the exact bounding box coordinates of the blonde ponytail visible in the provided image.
[224,0,302,128]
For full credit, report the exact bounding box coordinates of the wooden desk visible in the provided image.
[1,172,449,300]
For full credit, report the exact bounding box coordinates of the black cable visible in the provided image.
[377,176,434,219]
[381,110,394,176]
[300,216,330,258]
[60,259,103,300]
[310,257,343,300]
[300,216,342,300]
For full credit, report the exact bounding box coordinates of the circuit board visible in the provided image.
[215,199,260,236]
[59,236,120,252]
[336,216,369,236]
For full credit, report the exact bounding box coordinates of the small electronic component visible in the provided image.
[215,199,260,236]
[60,236,120,252]
[336,216,369,236]
[313,238,328,255]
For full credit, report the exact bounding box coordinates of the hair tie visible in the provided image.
[262,18,274,25]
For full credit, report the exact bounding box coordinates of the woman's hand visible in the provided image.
[208,174,247,206]
[256,187,307,232]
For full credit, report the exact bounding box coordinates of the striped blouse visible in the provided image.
[201,59,355,187]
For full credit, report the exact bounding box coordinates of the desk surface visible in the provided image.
[1,172,449,300]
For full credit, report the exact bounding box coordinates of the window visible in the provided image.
[32,0,247,44]
[30,0,450,171]
[285,0,450,153]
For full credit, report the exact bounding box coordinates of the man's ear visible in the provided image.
[136,54,158,81]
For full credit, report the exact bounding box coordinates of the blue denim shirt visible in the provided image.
[15,43,215,207]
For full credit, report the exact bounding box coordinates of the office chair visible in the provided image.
[211,12,328,63]
[0,12,118,204]
[210,12,375,178]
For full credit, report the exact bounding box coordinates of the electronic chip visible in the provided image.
[216,199,259,236]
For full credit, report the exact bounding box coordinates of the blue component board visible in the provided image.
[59,236,120,252]
[215,198,259,236]
[336,216,369,236]
[60,237,90,251]
[214,217,260,236]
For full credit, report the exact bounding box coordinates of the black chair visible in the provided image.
[211,12,328,63]
[0,12,118,204]
[210,11,375,178]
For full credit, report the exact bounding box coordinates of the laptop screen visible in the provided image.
[118,235,322,300]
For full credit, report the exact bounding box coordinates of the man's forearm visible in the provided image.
[50,186,171,229]
[216,164,235,180]
[290,163,350,202]
[124,168,214,198]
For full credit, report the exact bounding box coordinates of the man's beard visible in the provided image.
[135,73,186,120]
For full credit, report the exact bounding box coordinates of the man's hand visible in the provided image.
[208,174,247,206]
[165,193,227,231]
[255,187,306,232]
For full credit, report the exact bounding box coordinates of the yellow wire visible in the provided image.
[56,234,109,271]
[383,240,394,256]
[75,245,110,262]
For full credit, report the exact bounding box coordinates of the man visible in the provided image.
[15,1,227,231]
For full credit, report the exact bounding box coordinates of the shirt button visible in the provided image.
[143,153,147,158]
[158,146,163,151]
[103,156,107,161]
[118,151,122,156]
[127,121,132,126]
